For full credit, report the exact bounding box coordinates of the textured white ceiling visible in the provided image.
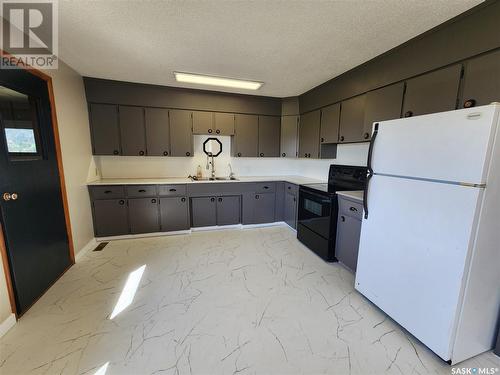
[59,0,483,97]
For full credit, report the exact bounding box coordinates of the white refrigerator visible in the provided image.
[355,104,500,364]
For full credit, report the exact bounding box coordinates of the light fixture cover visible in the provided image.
[174,72,263,90]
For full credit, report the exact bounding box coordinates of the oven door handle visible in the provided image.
[364,123,378,219]
[299,189,332,203]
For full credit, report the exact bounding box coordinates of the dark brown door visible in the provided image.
[214,113,235,135]
[169,109,193,157]
[145,108,170,156]
[461,50,500,108]
[216,196,240,225]
[0,68,71,315]
[339,94,366,143]
[128,198,159,234]
[93,199,129,236]
[258,116,280,157]
[320,103,340,143]
[160,197,189,231]
[192,111,214,135]
[119,106,146,156]
[280,115,298,158]
[402,64,462,117]
[298,110,320,158]
[89,103,120,155]
[233,114,258,157]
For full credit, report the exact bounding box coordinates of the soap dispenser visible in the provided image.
[196,165,203,179]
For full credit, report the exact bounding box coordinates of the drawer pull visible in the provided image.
[138,189,146,193]
[341,215,345,222]
[349,206,358,212]
[181,197,186,202]
[218,197,222,202]
[169,188,177,192]
[287,186,291,190]
[104,190,112,194]
[263,186,269,189]
[255,195,260,199]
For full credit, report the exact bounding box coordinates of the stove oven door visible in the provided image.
[297,188,333,239]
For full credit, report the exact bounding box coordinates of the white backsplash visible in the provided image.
[96,136,369,181]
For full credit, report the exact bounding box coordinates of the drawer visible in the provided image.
[339,197,363,220]
[284,182,298,196]
[126,185,157,197]
[254,182,276,193]
[158,184,187,197]
[89,185,125,200]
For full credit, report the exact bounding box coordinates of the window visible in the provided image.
[0,85,42,159]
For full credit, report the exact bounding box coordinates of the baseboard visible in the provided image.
[75,238,97,262]
[191,224,241,232]
[241,222,286,229]
[0,313,16,338]
[96,230,192,242]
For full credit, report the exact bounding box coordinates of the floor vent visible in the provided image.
[93,242,109,252]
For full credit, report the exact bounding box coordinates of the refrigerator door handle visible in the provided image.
[364,123,379,219]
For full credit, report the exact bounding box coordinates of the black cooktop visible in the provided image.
[300,165,368,196]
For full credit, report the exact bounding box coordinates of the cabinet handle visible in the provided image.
[321,137,324,142]
[208,129,213,133]
[104,190,112,194]
[138,189,146,193]
[282,153,286,157]
[255,195,260,199]
[349,206,358,212]
[151,199,157,203]
[216,129,220,134]
[293,197,296,202]
[304,153,307,157]
[363,132,370,140]
[260,153,264,157]
[139,150,145,156]
[181,197,186,202]
[287,186,291,190]
[340,136,345,142]
[237,152,242,157]
[463,99,476,108]
[210,197,215,202]
[341,215,345,222]
[404,111,413,118]
[169,188,177,192]
[113,150,119,155]
[119,200,125,205]
[186,152,191,156]
[218,197,222,202]
[263,186,269,189]
[163,151,169,156]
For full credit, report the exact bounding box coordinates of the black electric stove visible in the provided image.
[297,165,367,262]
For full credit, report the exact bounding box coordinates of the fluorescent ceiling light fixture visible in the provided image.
[110,265,146,319]
[174,72,263,90]
[93,362,109,375]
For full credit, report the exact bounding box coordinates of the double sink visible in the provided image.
[190,176,239,181]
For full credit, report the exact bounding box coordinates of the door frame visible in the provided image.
[0,50,75,318]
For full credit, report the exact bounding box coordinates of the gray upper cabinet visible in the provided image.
[191,197,217,227]
[363,82,405,140]
[461,50,500,108]
[233,114,258,157]
[169,109,193,157]
[214,112,235,135]
[92,199,128,236]
[89,103,120,155]
[145,108,170,156]
[299,110,320,158]
[128,198,160,234]
[160,196,189,231]
[192,111,214,135]
[339,94,366,143]
[402,64,462,117]
[320,103,340,143]
[258,115,280,157]
[119,106,146,156]
[216,196,240,225]
[280,115,298,158]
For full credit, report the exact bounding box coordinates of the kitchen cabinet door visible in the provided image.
[320,103,340,143]
[363,82,405,140]
[160,197,189,231]
[216,196,240,225]
[280,115,298,158]
[274,182,285,222]
[253,192,276,224]
[89,103,120,155]
[284,192,297,229]
[339,94,366,143]
[192,111,214,135]
[233,114,258,157]
[402,64,462,117]
[335,213,361,272]
[169,109,193,157]
[145,108,170,156]
[119,106,146,156]
[191,197,217,227]
[298,110,320,158]
[92,199,128,236]
[461,50,500,108]
[258,115,281,157]
[128,198,160,234]
[214,112,235,135]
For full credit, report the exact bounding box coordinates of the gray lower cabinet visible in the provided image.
[253,192,276,224]
[216,196,240,225]
[233,114,258,157]
[299,110,320,158]
[128,198,160,234]
[280,115,298,158]
[145,108,170,156]
[461,49,500,108]
[335,196,363,272]
[320,103,340,144]
[339,94,366,143]
[214,112,235,135]
[363,82,405,140]
[284,192,297,229]
[169,109,193,157]
[258,116,281,157]
[89,103,120,155]
[119,106,146,156]
[92,199,128,236]
[160,197,189,231]
[191,196,217,227]
[402,64,462,117]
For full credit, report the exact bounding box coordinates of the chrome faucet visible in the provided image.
[210,153,216,179]
[228,163,235,179]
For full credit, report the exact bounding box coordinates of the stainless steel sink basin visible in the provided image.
[190,176,238,181]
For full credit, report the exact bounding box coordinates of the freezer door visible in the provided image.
[355,175,482,361]
[370,105,499,184]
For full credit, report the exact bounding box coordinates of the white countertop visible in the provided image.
[336,190,364,202]
[87,175,326,186]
